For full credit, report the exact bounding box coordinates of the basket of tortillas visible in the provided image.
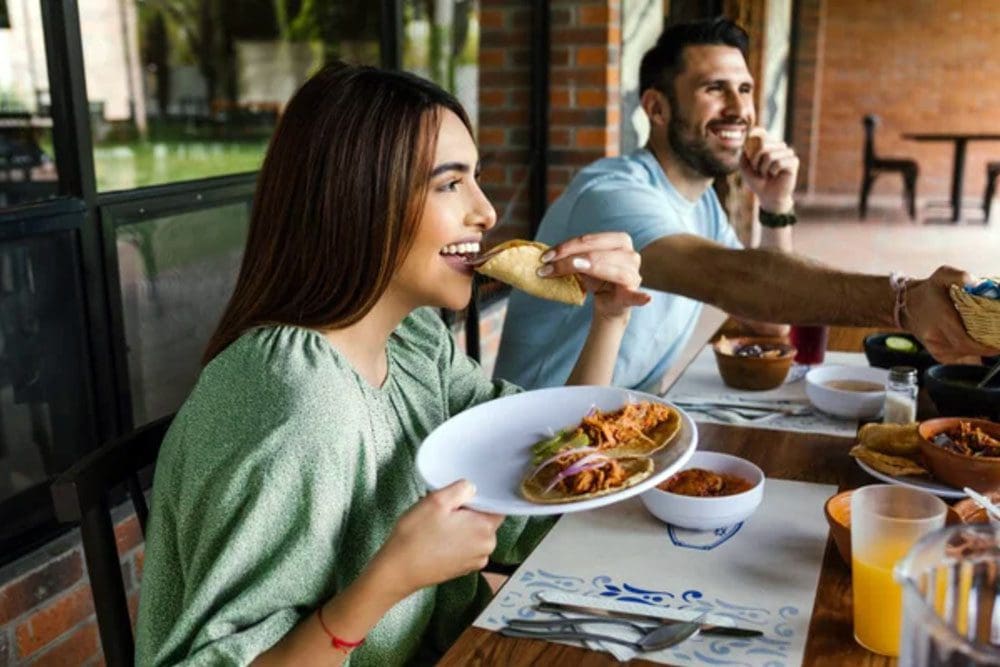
[471,240,586,306]
[949,277,1000,348]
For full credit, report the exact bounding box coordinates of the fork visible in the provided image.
[500,611,707,652]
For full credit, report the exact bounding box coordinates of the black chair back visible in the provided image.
[863,114,880,167]
[50,415,173,667]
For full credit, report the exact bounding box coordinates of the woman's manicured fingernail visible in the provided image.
[537,264,553,277]
[572,257,591,271]
[540,250,555,263]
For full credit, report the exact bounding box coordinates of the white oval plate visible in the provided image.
[855,458,964,499]
[415,385,698,515]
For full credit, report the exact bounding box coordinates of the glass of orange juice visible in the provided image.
[851,484,946,657]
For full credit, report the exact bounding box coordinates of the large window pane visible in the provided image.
[116,202,249,424]
[403,0,479,128]
[83,1,382,192]
[0,0,60,209]
[0,230,94,505]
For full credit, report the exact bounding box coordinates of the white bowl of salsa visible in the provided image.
[639,451,764,530]
[805,365,889,420]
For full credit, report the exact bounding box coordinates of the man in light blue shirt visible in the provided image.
[496,148,741,392]
[495,18,996,391]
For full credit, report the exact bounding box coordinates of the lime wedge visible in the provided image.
[885,335,918,353]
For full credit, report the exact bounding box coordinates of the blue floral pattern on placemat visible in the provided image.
[485,569,796,665]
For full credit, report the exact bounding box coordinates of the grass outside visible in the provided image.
[93,140,267,192]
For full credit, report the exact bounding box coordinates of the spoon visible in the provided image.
[962,487,1000,523]
[977,358,1000,389]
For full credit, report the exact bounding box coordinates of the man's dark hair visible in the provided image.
[639,17,749,95]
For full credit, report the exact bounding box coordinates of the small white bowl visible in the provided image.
[804,365,888,420]
[639,451,765,530]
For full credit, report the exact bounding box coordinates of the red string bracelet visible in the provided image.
[316,607,365,653]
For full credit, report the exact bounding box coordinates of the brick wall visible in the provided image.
[795,0,1000,199]
[0,512,143,666]
[478,2,534,244]
[548,0,622,203]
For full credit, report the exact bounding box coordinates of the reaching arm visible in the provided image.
[640,234,998,362]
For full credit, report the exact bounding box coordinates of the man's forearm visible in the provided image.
[642,236,896,328]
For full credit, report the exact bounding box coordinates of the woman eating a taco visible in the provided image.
[135,63,649,666]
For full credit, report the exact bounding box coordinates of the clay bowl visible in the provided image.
[712,336,796,391]
[924,365,1000,421]
[823,489,961,567]
[918,418,1000,491]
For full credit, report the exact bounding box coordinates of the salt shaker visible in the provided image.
[883,366,918,423]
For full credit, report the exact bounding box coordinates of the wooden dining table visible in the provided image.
[903,132,1000,223]
[438,326,900,667]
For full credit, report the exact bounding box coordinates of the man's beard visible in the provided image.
[666,102,742,178]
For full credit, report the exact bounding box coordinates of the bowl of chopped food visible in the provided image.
[918,418,1000,490]
[925,364,1000,421]
[712,336,796,391]
[862,333,936,383]
[805,365,889,420]
[639,451,764,530]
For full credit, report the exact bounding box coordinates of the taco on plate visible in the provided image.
[520,400,682,504]
[520,451,653,504]
[471,240,586,306]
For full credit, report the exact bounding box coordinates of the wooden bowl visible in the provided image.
[824,489,961,567]
[712,337,796,391]
[918,418,1000,491]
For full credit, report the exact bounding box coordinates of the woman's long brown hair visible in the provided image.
[203,63,472,364]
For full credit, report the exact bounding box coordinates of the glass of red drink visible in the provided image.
[790,325,829,365]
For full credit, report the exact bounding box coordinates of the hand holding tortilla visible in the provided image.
[472,240,586,305]
[520,401,681,503]
[473,234,648,314]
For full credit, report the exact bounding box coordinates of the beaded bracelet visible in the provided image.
[316,607,365,653]
[889,272,912,329]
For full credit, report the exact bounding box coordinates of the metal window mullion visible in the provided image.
[380,0,403,70]
[40,0,121,441]
[529,0,550,236]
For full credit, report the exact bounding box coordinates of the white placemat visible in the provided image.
[476,477,836,665]
[665,347,869,438]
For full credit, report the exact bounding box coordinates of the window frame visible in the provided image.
[0,0,550,567]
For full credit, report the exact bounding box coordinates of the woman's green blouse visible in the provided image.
[135,308,552,665]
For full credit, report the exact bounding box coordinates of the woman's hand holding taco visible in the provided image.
[538,232,650,320]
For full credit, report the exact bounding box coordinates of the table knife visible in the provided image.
[534,601,763,638]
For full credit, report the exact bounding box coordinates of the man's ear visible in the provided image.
[640,88,670,129]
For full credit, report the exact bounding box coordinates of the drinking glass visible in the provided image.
[852,484,947,657]
[897,524,1000,665]
[789,324,829,365]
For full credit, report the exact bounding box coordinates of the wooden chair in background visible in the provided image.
[50,415,173,667]
[860,115,919,220]
[985,161,1000,223]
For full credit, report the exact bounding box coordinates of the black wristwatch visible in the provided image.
[758,208,797,228]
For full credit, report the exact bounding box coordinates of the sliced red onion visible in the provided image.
[528,446,600,480]
[542,453,612,494]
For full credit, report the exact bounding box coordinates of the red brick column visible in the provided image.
[548,0,622,202]
[789,0,825,195]
[478,3,533,243]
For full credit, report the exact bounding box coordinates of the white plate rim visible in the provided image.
[415,386,698,516]
[855,458,964,499]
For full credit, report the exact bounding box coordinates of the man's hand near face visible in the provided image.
[739,127,799,214]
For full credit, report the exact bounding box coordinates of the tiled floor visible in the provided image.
[793,203,999,278]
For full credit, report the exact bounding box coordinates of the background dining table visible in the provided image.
[903,132,1000,223]
[438,326,902,667]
